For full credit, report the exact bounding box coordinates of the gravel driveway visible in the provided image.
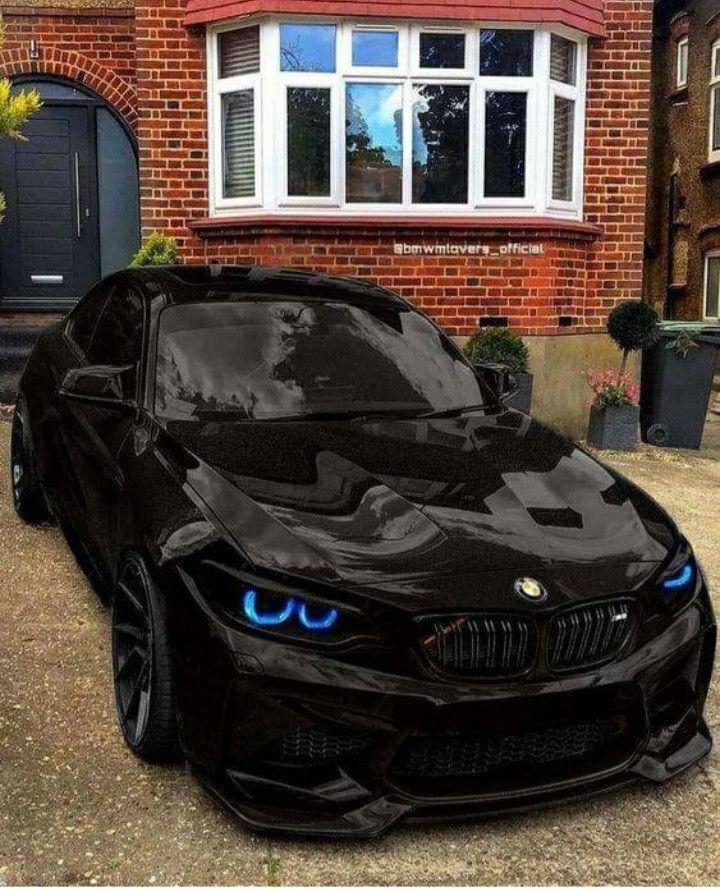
[0,416,718,886]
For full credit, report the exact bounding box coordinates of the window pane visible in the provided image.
[484,92,527,198]
[706,257,720,317]
[713,86,720,151]
[223,90,255,199]
[552,96,575,201]
[219,26,260,78]
[346,83,402,203]
[412,85,469,204]
[87,288,144,367]
[550,35,577,85]
[419,32,466,69]
[352,30,398,67]
[280,23,336,72]
[714,46,720,78]
[287,88,331,197]
[677,40,688,85]
[479,30,533,77]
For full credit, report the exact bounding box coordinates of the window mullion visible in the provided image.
[403,79,413,209]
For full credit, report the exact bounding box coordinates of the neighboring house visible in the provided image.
[644,0,720,323]
[0,0,654,434]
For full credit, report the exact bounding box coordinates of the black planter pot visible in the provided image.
[506,372,533,414]
[587,403,639,451]
[640,329,720,449]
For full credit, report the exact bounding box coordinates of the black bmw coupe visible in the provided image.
[10,265,715,837]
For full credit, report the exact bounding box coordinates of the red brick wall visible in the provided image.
[0,9,137,129]
[134,0,653,336]
[583,0,654,330]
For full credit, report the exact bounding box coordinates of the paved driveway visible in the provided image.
[0,417,718,886]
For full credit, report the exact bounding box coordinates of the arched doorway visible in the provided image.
[0,77,140,311]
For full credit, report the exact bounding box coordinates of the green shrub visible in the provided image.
[130,231,179,267]
[607,300,659,375]
[463,327,530,375]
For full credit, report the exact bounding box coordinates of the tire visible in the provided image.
[112,553,180,763]
[10,396,52,525]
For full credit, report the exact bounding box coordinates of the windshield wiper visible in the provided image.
[416,403,488,419]
[272,408,426,423]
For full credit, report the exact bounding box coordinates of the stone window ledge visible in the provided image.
[700,160,720,180]
[190,215,603,241]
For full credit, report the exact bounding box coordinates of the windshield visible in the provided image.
[154,300,491,421]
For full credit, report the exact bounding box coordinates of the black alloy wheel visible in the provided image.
[10,397,51,525]
[112,554,179,762]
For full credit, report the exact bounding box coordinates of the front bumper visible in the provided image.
[170,585,716,839]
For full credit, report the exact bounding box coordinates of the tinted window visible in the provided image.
[66,282,114,354]
[479,30,533,77]
[419,33,465,69]
[155,301,487,421]
[412,84,470,204]
[87,287,144,367]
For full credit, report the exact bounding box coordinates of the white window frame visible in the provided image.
[207,16,588,220]
[546,26,586,213]
[703,251,720,321]
[710,39,720,163]
[207,21,263,209]
[676,36,688,88]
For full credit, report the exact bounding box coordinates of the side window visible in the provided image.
[66,282,114,355]
[86,287,145,367]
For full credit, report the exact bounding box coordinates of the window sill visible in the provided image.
[700,159,720,180]
[190,214,603,240]
[667,85,688,104]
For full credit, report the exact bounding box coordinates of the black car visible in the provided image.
[10,265,715,838]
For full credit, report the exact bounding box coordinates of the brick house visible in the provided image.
[0,0,654,435]
[644,0,720,324]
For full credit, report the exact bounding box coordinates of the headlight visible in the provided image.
[658,541,699,612]
[242,588,339,632]
[661,561,694,592]
[183,553,377,646]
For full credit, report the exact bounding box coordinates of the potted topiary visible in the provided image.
[464,327,533,413]
[585,300,659,451]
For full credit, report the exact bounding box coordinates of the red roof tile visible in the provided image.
[185,0,605,37]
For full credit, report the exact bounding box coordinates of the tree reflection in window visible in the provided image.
[346,83,402,203]
[412,84,469,203]
[484,91,527,198]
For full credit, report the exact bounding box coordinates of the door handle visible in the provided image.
[74,153,82,239]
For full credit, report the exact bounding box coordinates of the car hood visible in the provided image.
[156,409,676,605]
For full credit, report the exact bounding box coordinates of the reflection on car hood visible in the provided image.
[159,409,676,595]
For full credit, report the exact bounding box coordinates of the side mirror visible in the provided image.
[473,362,518,404]
[60,364,136,410]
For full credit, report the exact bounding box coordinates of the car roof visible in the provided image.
[128,265,408,309]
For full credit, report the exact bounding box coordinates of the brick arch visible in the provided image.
[0,50,137,131]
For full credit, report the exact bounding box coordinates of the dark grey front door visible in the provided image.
[0,105,99,307]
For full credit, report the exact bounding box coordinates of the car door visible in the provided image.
[58,282,145,573]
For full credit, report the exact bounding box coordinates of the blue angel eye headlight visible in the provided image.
[662,560,694,591]
[243,589,295,626]
[298,601,339,631]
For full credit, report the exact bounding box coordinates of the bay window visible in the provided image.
[208,19,587,218]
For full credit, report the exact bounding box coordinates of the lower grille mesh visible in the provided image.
[393,716,617,778]
[549,600,633,670]
[272,726,370,766]
[419,615,535,676]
